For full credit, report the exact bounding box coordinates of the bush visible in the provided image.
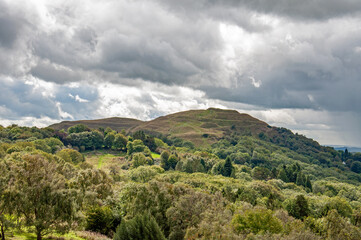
[232,207,283,234]
[56,149,84,164]
[114,213,165,240]
[85,206,120,237]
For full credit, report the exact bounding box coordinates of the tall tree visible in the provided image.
[0,160,14,240]
[12,155,75,240]
[222,156,234,177]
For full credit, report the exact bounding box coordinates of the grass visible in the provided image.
[151,152,160,159]
[84,150,127,174]
[11,231,85,240]
[97,154,117,168]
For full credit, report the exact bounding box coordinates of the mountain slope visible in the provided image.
[130,108,275,146]
[49,108,276,147]
[49,117,143,132]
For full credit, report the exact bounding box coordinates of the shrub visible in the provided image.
[113,213,165,240]
[232,207,283,234]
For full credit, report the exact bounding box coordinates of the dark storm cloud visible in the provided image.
[157,0,361,21]
[31,60,84,84]
[0,1,28,48]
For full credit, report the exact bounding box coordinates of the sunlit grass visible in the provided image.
[11,230,85,240]
[151,152,160,159]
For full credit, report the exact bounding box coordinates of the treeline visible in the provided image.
[1,123,361,239]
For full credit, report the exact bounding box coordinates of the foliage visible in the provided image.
[232,207,283,234]
[85,206,120,237]
[284,195,310,220]
[57,148,85,164]
[10,154,75,240]
[68,124,90,134]
[114,212,165,240]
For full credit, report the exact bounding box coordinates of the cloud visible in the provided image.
[157,0,361,22]
[0,75,99,121]
[1,0,361,146]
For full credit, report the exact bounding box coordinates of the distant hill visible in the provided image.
[49,117,143,132]
[130,108,275,146]
[330,145,361,153]
[49,108,275,147]
[49,108,335,157]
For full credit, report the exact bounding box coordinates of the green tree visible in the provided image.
[251,166,270,180]
[114,213,165,240]
[232,208,283,234]
[67,124,90,134]
[113,133,128,151]
[56,149,84,164]
[285,195,309,219]
[132,130,146,141]
[221,156,234,177]
[277,168,289,182]
[0,160,14,240]
[90,130,104,149]
[350,161,361,173]
[12,155,75,240]
[160,150,170,170]
[132,153,153,168]
[296,172,306,186]
[85,206,120,237]
[104,132,115,149]
[305,175,312,191]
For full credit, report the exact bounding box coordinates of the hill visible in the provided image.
[130,108,276,147]
[50,108,275,147]
[49,117,143,132]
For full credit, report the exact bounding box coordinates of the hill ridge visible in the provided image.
[49,108,274,147]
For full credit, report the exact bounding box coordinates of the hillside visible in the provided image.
[49,117,143,132]
[50,108,275,147]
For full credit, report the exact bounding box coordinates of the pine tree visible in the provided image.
[305,175,312,191]
[222,156,234,177]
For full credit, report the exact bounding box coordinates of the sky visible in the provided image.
[1,0,361,147]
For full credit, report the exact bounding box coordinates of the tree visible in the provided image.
[132,153,153,168]
[56,149,84,164]
[232,208,283,234]
[305,175,312,191]
[277,168,289,182]
[252,166,270,180]
[85,206,120,237]
[104,132,115,149]
[221,156,234,177]
[90,130,104,149]
[67,124,90,134]
[160,151,170,170]
[132,130,146,142]
[113,133,128,151]
[296,172,306,186]
[114,213,165,240]
[12,155,75,240]
[144,136,157,152]
[351,161,361,173]
[285,195,309,219]
[0,160,14,240]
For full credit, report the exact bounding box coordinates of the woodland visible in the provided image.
[0,109,361,240]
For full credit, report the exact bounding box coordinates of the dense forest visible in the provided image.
[1,110,361,240]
